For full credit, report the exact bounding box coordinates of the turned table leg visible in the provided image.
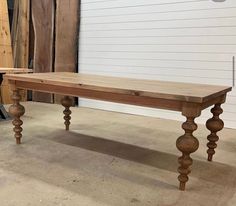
[176,113,199,191]
[9,89,25,144]
[206,103,224,161]
[61,96,73,131]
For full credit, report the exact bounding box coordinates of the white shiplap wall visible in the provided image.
[79,0,236,129]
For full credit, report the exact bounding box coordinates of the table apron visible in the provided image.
[10,80,227,113]
[13,80,185,111]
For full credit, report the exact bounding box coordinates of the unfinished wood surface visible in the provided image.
[54,0,78,73]
[11,0,18,46]
[11,0,30,68]
[54,0,79,104]
[11,0,31,103]
[0,0,13,68]
[4,72,232,103]
[6,72,232,191]
[31,0,54,103]
[0,68,32,73]
[0,0,14,104]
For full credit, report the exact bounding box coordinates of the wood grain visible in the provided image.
[4,72,232,103]
[0,68,32,73]
[9,89,25,144]
[0,68,32,103]
[11,0,30,68]
[206,103,224,161]
[0,0,13,68]
[54,0,79,104]
[31,0,54,103]
[10,80,183,111]
[0,0,14,104]
[5,72,232,191]
[54,0,79,73]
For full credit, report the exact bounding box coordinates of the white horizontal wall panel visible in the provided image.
[81,28,236,37]
[80,51,233,63]
[81,36,236,46]
[79,0,236,129]
[81,19,236,32]
[82,11,236,25]
[80,44,236,53]
[81,1,235,16]
[79,69,231,89]
[79,57,231,69]
[78,65,232,80]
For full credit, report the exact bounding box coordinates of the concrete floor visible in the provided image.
[0,102,236,206]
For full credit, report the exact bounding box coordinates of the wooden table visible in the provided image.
[4,72,232,191]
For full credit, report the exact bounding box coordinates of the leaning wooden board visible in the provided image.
[54,0,79,73]
[54,0,79,103]
[0,0,14,103]
[31,0,54,103]
[4,72,232,191]
[11,0,30,69]
[0,0,13,69]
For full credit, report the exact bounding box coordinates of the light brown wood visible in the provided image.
[0,68,32,104]
[5,72,232,191]
[0,68,32,73]
[11,0,30,68]
[11,0,19,47]
[0,0,14,104]
[31,0,54,103]
[4,72,232,103]
[54,0,79,104]
[0,0,14,68]
[10,0,29,103]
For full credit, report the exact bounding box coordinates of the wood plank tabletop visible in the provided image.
[0,68,33,73]
[4,72,232,103]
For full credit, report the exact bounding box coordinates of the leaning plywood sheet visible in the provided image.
[0,0,14,104]
[54,0,79,104]
[31,0,54,103]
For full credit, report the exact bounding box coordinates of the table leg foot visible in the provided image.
[176,116,199,191]
[61,96,72,131]
[9,89,25,144]
[206,104,224,162]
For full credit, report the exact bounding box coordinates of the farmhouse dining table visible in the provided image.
[4,72,232,191]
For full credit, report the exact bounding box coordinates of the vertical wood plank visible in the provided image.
[31,0,54,103]
[54,0,79,104]
[11,0,19,59]
[12,0,30,68]
[11,0,30,102]
[0,0,14,104]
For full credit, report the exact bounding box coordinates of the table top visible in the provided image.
[0,68,33,73]
[4,72,232,103]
